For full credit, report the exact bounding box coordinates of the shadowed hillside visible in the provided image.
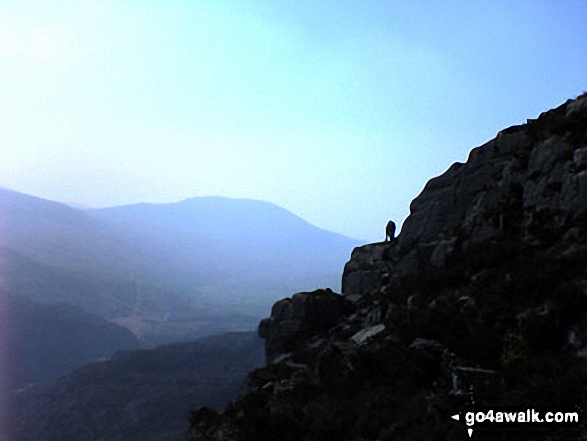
[0,288,141,441]
[8,332,264,441]
[0,290,139,391]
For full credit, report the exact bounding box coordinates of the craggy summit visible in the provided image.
[190,93,587,441]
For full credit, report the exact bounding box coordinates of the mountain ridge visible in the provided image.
[86,195,362,312]
[0,190,361,344]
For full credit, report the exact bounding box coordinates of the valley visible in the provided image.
[0,191,359,440]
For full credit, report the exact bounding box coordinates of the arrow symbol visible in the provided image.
[451,414,460,421]
[468,428,473,438]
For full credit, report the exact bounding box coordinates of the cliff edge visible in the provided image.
[189,93,587,441]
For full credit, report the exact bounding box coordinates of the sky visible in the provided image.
[0,1,586,242]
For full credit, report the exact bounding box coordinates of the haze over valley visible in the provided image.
[1,1,586,440]
[0,187,359,347]
[0,187,358,438]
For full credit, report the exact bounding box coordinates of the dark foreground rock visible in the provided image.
[189,93,587,441]
[258,288,350,362]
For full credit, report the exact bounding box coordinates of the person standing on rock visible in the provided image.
[385,220,396,244]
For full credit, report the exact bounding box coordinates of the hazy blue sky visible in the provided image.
[1,1,586,242]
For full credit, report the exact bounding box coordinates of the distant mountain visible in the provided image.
[88,197,361,305]
[0,188,139,275]
[0,190,361,343]
[8,332,264,441]
[0,189,192,323]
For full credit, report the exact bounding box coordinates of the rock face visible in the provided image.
[343,92,587,298]
[189,93,587,441]
[258,288,348,362]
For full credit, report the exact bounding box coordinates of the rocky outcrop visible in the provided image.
[405,95,587,246]
[258,288,349,363]
[343,92,587,298]
[190,93,587,441]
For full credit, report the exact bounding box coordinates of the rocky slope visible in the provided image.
[189,93,587,440]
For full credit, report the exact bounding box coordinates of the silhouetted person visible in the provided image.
[385,220,396,243]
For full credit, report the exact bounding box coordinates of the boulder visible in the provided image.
[258,288,348,363]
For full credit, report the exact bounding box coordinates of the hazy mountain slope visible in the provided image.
[0,244,252,344]
[0,188,139,275]
[9,332,264,441]
[0,190,195,325]
[0,289,139,392]
[0,246,189,320]
[88,197,361,307]
[0,189,360,342]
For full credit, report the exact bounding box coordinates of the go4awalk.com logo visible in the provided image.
[450,406,582,438]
